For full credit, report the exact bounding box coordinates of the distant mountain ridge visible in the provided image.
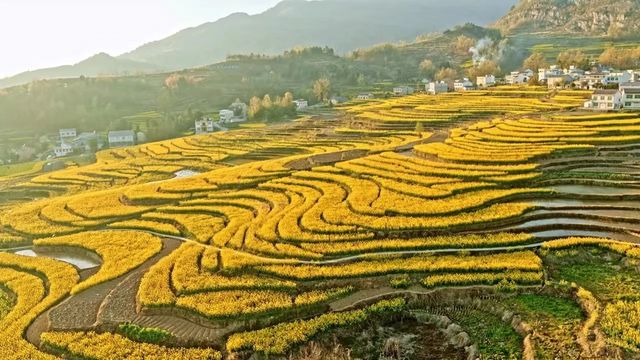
[0,53,161,89]
[0,0,517,88]
[494,0,640,36]
[120,0,517,70]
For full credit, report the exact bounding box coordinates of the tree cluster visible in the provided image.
[599,47,640,69]
[248,92,296,122]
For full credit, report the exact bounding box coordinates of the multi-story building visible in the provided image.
[427,81,448,95]
[195,117,214,134]
[584,89,622,110]
[453,78,474,91]
[108,130,136,148]
[476,75,496,88]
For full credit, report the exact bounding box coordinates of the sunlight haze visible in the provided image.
[0,0,281,78]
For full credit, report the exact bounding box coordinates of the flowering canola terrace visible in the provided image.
[1,88,640,358]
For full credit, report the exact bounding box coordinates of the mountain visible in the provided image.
[120,0,517,70]
[0,53,162,89]
[1,0,517,88]
[494,0,640,36]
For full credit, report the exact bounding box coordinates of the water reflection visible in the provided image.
[15,249,100,269]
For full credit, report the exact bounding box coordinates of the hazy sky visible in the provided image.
[0,0,281,78]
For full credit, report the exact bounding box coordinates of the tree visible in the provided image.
[280,92,294,108]
[599,47,640,69]
[452,35,475,56]
[248,96,262,120]
[523,52,548,71]
[467,60,499,79]
[557,50,588,70]
[262,94,273,109]
[419,59,435,76]
[313,78,331,102]
[415,121,424,135]
[435,67,458,82]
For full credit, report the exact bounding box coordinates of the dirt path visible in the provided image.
[26,237,180,346]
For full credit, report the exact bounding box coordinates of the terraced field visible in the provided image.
[1,87,640,359]
[341,86,589,130]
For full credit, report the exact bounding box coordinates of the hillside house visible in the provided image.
[219,110,235,123]
[476,75,496,88]
[622,88,640,109]
[584,89,622,110]
[393,86,414,96]
[506,69,533,85]
[538,66,563,83]
[293,99,308,110]
[453,78,474,92]
[54,142,73,158]
[427,81,448,95]
[108,130,135,148]
[59,128,77,139]
[603,71,635,87]
[356,93,375,100]
[582,73,607,89]
[621,82,640,109]
[195,117,214,134]
[72,131,100,152]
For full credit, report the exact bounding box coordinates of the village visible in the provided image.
[389,64,640,112]
[3,60,639,166]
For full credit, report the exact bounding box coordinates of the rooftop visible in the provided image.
[593,89,619,95]
[108,130,135,137]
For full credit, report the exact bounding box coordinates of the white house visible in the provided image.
[564,65,585,78]
[71,131,100,152]
[108,130,135,148]
[582,72,607,89]
[54,142,73,158]
[620,82,640,109]
[219,109,235,123]
[453,78,474,92]
[476,75,496,88]
[506,69,534,85]
[602,71,635,87]
[293,99,308,110]
[538,66,563,82]
[622,88,640,109]
[393,86,414,96]
[427,81,448,95]
[585,89,622,110]
[195,117,214,134]
[356,93,375,100]
[59,128,77,139]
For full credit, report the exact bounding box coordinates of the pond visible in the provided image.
[550,185,640,196]
[14,248,100,270]
[174,169,201,178]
